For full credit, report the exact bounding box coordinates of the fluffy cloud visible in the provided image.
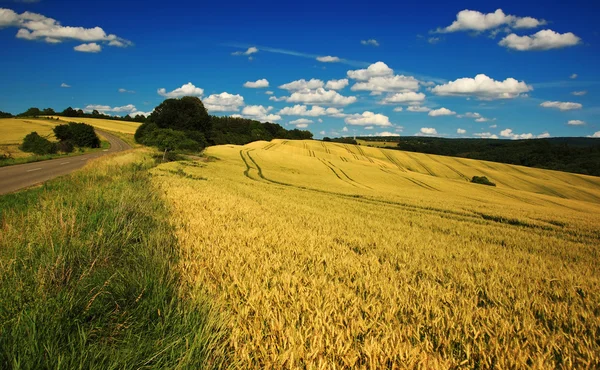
[381,91,425,104]
[203,92,244,112]
[118,88,135,93]
[351,75,420,94]
[279,78,324,91]
[588,131,600,138]
[361,39,379,46]
[432,74,532,99]
[540,101,582,111]
[269,96,287,102]
[278,105,344,117]
[475,117,489,122]
[570,74,578,79]
[325,79,349,90]
[436,9,546,33]
[347,61,393,81]
[286,88,357,106]
[319,130,326,135]
[344,111,392,127]
[60,82,70,88]
[316,56,340,63]
[74,42,101,53]
[474,132,499,139]
[420,127,438,135]
[1,8,131,50]
[232,47,258,56]
[244,79,269,88]
[289,118,312,128]
[342,127,349,132]
[234,105,281,122]
[500,128,548,140]
[157,82,204,98]
[567,120,585,126]
[457,112,481,118]
[572,90,587,96]
[265,91,274,95]
[499,29,581,51]
[83,104,152,117]
[407,105,431,112]
[376,132,400,137]
[429,107,456,117]
[457,128,466,134]
[393,107,403,112]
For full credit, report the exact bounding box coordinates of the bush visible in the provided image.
[53,122,100,148]
[57,140,74,153]
[471,176,496,186]
[20,132,57,155]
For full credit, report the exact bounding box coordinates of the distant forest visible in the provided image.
[358,136,600,177]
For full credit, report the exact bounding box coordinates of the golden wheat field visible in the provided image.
[151,139,600,369]
[356,139,400,148]
[47,116,141,134]
[0,118,58,145]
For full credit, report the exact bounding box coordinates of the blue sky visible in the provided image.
[1,0,599,138]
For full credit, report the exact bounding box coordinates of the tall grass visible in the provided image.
[0,150,230,369]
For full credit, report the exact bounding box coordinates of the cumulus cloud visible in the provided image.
[361,39,379,46]
[347,61,393,81]
[432,74,532,99]
[344,111,392,127]
[278,105,345,117]
[342,127,349,132]
[83,103,152,117]
[118,88,135,93]
[265,91,274,95]
[203,92,244,112]
[269,96,288,102]
[325,79,349,90]
[428,37,441,44]
[286,88,357,106]
[0,8,131,51]
[234,105,281,122]
[244,79,269,88]
[316,55,340,63]
[475,117,489,122]
[567,120,585,126]
[588,131,600,138]
[376,132,400,137]
[473,132,499,139]
[381,91,425,104]
[279,78,324,91]
[499,29,581,51]
[570,74,578,79]
[429,107,456,116]
[407,105,431,112]
[60,82,70,88]
[419,127,438,135]
[351,75,420,94]
[457,128,466,134]
[500,128,547,140]
[74,42,101,53]
[572,90,587,96]
[393,107,403,112]
[540,101,582,111]
[232,47,258,56]
[319,130,326,135]
[157,82,204,98]
[289,118,313,128]
[457,112,481,118]
[435,9,546,33]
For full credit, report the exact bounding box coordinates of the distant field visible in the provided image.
[0,118,57,145]
[48,116,141,134]
[152,139,600,368]
[356,138,398,148]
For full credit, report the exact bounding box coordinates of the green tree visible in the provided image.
[20,132,57,154]
[149,97,211,133]
[18,107,42,117]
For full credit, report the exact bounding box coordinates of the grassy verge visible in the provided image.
[0,140,110,168]
[0,150,230,369]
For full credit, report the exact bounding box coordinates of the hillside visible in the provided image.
[151,140,600,368]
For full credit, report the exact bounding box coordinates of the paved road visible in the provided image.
[0,130,131,195]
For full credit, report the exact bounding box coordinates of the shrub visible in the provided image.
[57,140,74,153]
[471,176,496,186]
[20,132,57,155]
[53,122,100,148]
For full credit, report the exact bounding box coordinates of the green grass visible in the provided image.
[0,150,231,369]
[0,140,111,168]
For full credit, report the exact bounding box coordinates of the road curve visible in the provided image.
[0,130,131,195]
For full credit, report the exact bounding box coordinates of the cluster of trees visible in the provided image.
[358,136,600,177]
[11,106,147,123]
[0,110,13,118]
[323,137,357,145]
[20,122,100,155]
[135,96,313,152]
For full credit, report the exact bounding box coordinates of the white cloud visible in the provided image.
[572,90,587,96]
[475,117,489,122]
[365,126,374,130]
[499,29,581,51]
[318,118,323,123]
[325,79,349,90]
[347,61,393,81]
[361,39,379,47]
[342,127,349,132]
[74,42,101,53]
[157,82,204,98]
[232,47,258,56]
[287,88,357,106]
[290,118,312,128]
[118,88,135,93]
[407,105,431,112]
[344,111,392,127]
[500,128,544,140]
[420,127,438,135]
[278,105,345,117]
[279,78,324,91]
[295,123,309,128]
[110,104,137,113]
[376,131,400,136]
[429,107,456,117]
[489,124,497,128]
[588,131,600,138]
[457,112,481,118]
[381,91,426,104]
[351,75,420,94]
[203,92,245,112]
[83,104,151,117]
[428,37,441,44]
[436,9,546,33]
[457,128,466,134]
[540,101,582,111]
[84,104,111,112]
[1,8,131,50]
[432,74,532,99]
[60,82,70,88]
[269,96,288,102]
[393,107,403,112]
[319,130,326,135]
[570,74,578,79]
[537,132,551,138]
[265,91,274,95]
[244,79,269,88]
[567,120,585,126]
[236,105,281,122]
[316,55,340,63]
[474,132,499,139]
